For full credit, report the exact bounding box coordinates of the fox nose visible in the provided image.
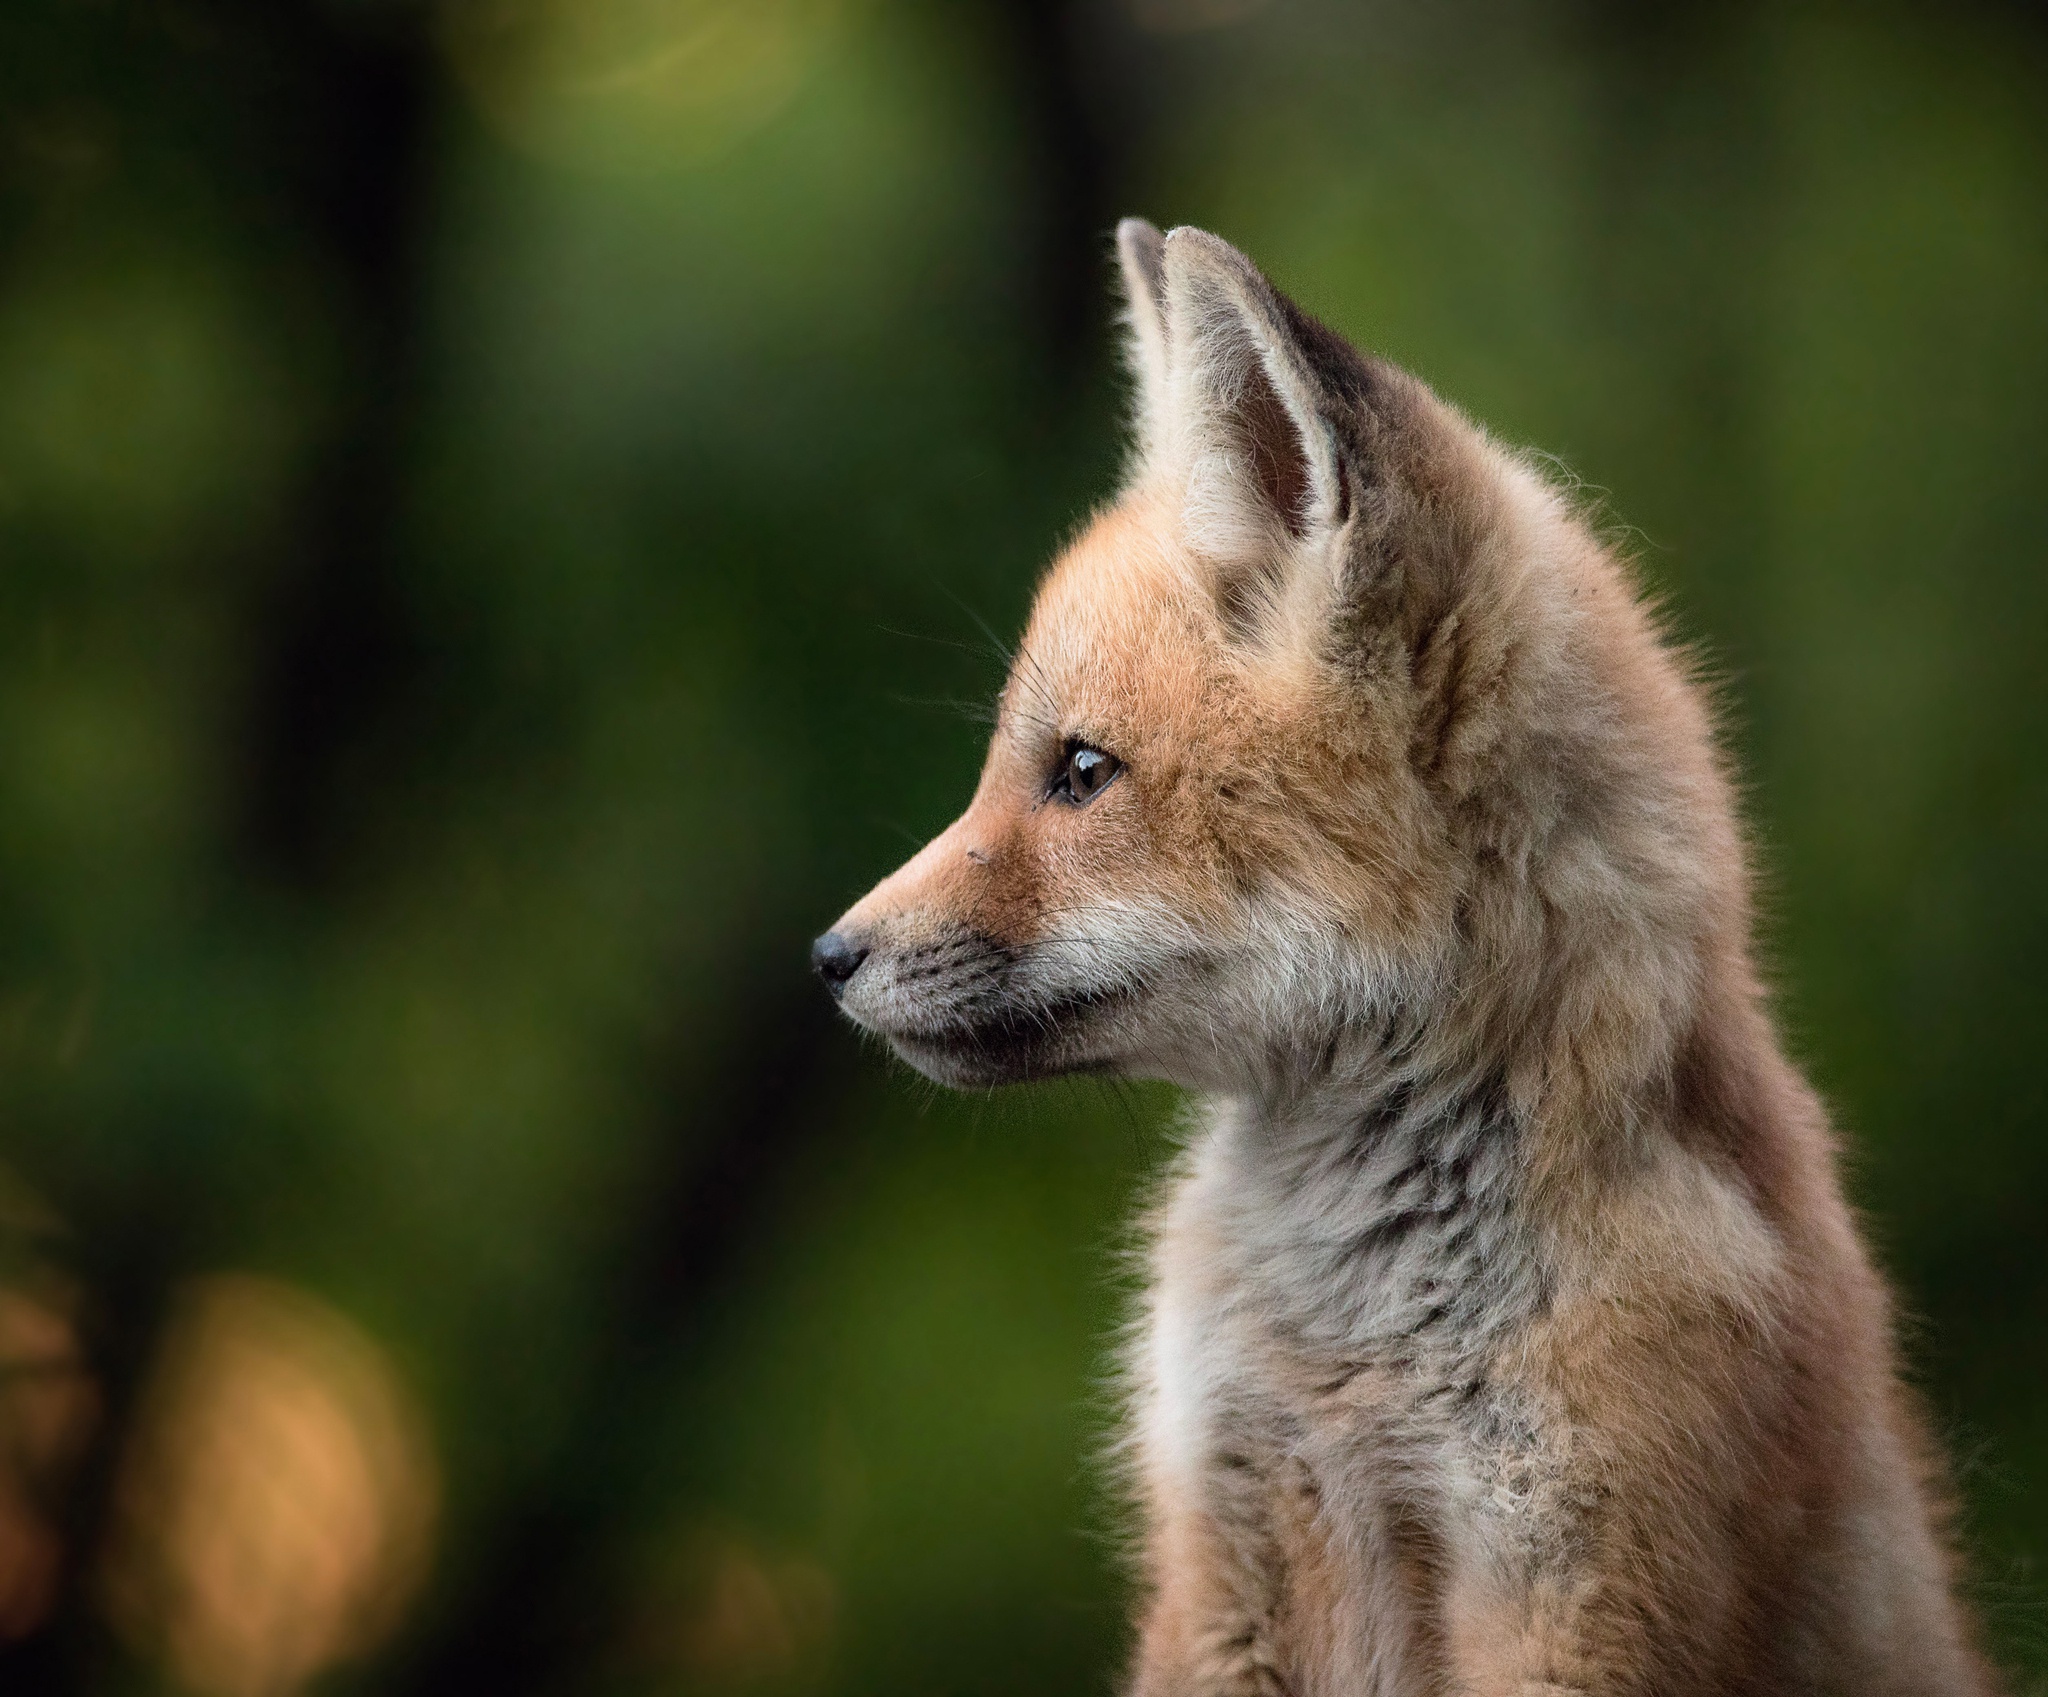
[811,931,869,997]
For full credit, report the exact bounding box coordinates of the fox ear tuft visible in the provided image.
[1115,225,1496,663]
[1132,226,1350,627]
[1115,218,1171,458]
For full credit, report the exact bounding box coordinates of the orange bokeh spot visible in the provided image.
[100,1276,439,1697]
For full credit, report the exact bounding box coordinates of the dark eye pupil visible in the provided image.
[1065,746,1117,801]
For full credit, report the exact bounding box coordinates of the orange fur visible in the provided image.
[818,222,1997,1696]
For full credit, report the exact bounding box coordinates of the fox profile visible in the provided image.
[813,220,1997,1696]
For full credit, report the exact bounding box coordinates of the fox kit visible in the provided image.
[814,220,1996,1696]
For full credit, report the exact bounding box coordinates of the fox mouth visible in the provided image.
[880,985,1129,1088]
[828,928,1132,1087]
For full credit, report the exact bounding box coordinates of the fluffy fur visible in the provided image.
[818,219,1996,1696]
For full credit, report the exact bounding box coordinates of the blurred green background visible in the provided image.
[0,0,2042,1692]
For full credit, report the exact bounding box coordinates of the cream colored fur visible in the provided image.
[822,220,1997,1697]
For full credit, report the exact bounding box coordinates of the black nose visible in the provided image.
[811,931,869,996]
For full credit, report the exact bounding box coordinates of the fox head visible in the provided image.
[816,221,1732,1099]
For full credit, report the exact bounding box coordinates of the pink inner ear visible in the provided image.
[1235,355,1311,539]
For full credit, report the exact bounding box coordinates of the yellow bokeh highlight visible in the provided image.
[440,0,842,175]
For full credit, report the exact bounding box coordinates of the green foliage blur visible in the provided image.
[0,0,2042,1691]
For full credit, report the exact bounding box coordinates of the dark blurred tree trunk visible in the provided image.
[992,0,1133,385]
[234,4,433,884]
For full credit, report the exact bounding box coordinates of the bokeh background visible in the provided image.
[0,0,2042,1692]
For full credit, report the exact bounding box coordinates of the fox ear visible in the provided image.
[1116,218,1172,459]
[1128,225,1350,625]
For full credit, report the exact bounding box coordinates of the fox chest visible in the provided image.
[1140,1166,1543,1493]
[1134,1110,1554,1692]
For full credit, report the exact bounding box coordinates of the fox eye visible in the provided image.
[1052,742,1123,807]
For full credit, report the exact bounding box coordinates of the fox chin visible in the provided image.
[814,220,1999,1697]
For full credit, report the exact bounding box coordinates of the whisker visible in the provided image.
[935,584,1017,668]
[876,623,996,658]
[890,693,1000,725]
[867,815,928,850]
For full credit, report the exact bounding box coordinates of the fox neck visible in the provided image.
[1210,908,1721,1182]
[1198,1022,1543,1366]
[1222,994,1510,1149]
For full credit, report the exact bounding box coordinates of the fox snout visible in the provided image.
[809,930,867,997]
[811,908,1118,1089]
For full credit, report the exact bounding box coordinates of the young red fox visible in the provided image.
[813,220,1996,1696]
